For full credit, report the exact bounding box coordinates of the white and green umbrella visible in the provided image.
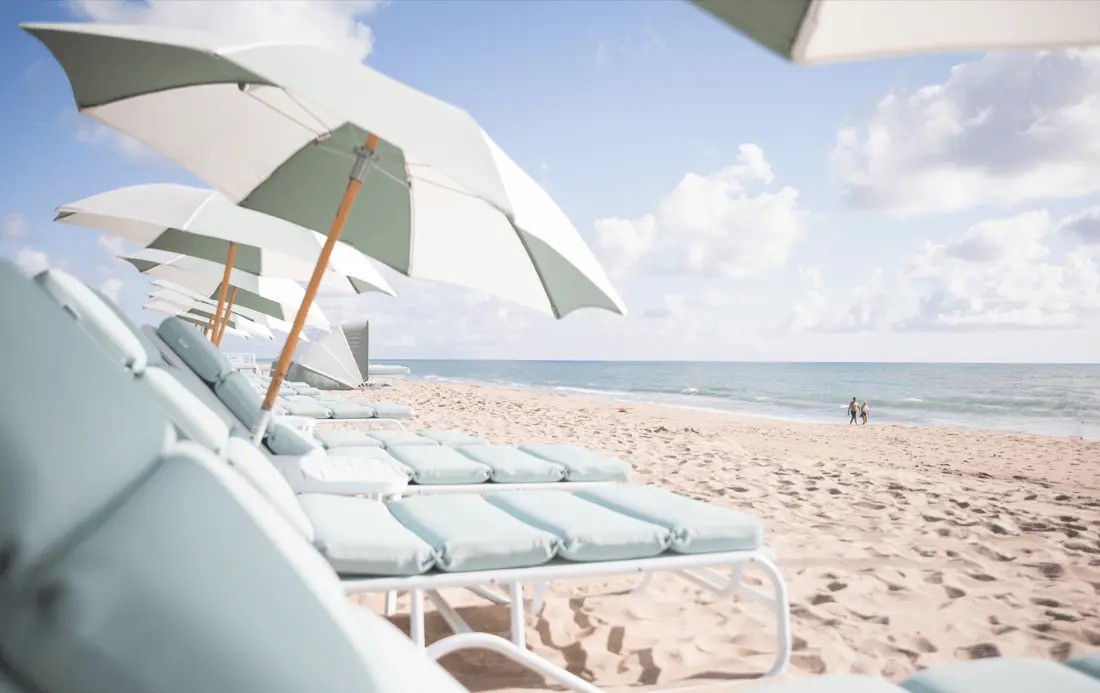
[56,184,395,297]
[26,21,626,440]
[144,300,258,340]
[122,251,333,331]
[690,0,1100,64]
[147,293,275,341]
[149,283,313,341]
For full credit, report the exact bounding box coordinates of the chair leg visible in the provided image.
[509,581,526,649]
[384,590,397,617]
[753,558,791,677]
[409,589,425,648]
[427,633,601,693]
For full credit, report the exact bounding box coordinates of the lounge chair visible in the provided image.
[23,265,792,683]
[34,269,633,500]
[750,653,1100,691]
[3,259,595,693]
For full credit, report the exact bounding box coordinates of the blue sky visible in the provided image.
[2,0,1099,362]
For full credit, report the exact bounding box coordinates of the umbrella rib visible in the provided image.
[243,89,329,140]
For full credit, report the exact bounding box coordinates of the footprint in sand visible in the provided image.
[957,643,1000,659]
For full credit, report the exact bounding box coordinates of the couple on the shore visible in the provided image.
[848,397,869,425]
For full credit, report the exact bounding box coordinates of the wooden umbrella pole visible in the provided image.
[209,241,237,342]
[214,287,238,345]
[203,309,217,337]
[253,134,378,444]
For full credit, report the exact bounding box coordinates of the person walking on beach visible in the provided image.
[848,397,859,425]
[860,400,869,425]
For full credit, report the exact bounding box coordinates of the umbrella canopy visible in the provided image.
[24,22,624,320]
[149,289,280,340]
[123,251,332,331]
[150,285,297,338]
[56,183,395,296]
[690,0,1100,64]
[144,301,256,340]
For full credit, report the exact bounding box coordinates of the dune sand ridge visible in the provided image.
[332,379,1100,691]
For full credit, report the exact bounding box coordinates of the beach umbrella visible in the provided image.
[144,300,257,340]
[150,284,300,340]
[56,183,394,339]
[25,22,626,442]
[689,0,1100,64]
[122,251,333,332]
[149,289,279,343]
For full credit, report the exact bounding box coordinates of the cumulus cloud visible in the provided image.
[1,213,29,239]
[834,50,1100,215]
[792,210,1100,333]
[594,144,805,278]
[15,247,50,276]
[69,0,380,63]
[99,277,125,302]
[1058,205,1100,245]
[97,234,134,256]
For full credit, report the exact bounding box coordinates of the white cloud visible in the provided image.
[1058,205,1100,245]
[792,210,1100,333]
[594,144,805,278]
[834,50,1100,215]
[99,278,125,302]
[15,247,50,276]
[642,293,687,320]
[73,121,160,163]
[97,235,134,256]
[69,0,381,63]
[1,213,29,239]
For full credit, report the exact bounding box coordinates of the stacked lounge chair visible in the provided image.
[16,264,793,683]
[245,372,416,422]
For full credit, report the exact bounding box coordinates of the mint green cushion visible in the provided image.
[419,429,488,446]
[387,446,490,485]
[520,444,632,482]
[902,658,1100,692]
[1069,653,1100,681]
[486,491,669,561]
[277,397,331,418]
[298,495,435,576]
[457,445,565,483]
[323,400,377,419]
[367,402,414,420]
[369,430,440,448]
[388,495,557,572]
[754,676,904,692]
[265,420,322,455]
[216,371,264,429]
[576,486,762,553]
[157,316,232,384]
[314,430,383,449]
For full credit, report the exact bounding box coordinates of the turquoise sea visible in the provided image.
[374,360,1100,440]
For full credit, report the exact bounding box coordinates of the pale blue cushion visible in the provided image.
[367,402,414,420]
[217,371,264,429]
[315,430,383,449]
[1069,653,1100,681]
[419,429,487,446]
[369,430,439,448]
[389,495,558,572]
[0,262,168,583]
[576,486,762,553]
[902,658,1100,692]
[753,676,904,692]
[458,445,565,483]
[265,420,322,455]
[324,400,377,420]
[157,316,232,384]
[520,444,632,482]
[93,287,164,368]
[486,491,669,561]
[277,397,332,419]
[387,446,491,485]
[298,495,435,576]
[0,443,462,692]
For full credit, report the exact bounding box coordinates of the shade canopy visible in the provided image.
[24,22,626,319]
[148,287,305,341]
[145,301,255,339]
[56,183,395,296]
[123,252,332,330]
[690,0,1100,64]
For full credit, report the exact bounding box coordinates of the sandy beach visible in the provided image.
[335,378,1100,691]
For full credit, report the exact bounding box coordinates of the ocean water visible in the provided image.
[375,360,1100,440]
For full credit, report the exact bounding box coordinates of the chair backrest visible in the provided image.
[0,262,170,587]
[0,261,467,692]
